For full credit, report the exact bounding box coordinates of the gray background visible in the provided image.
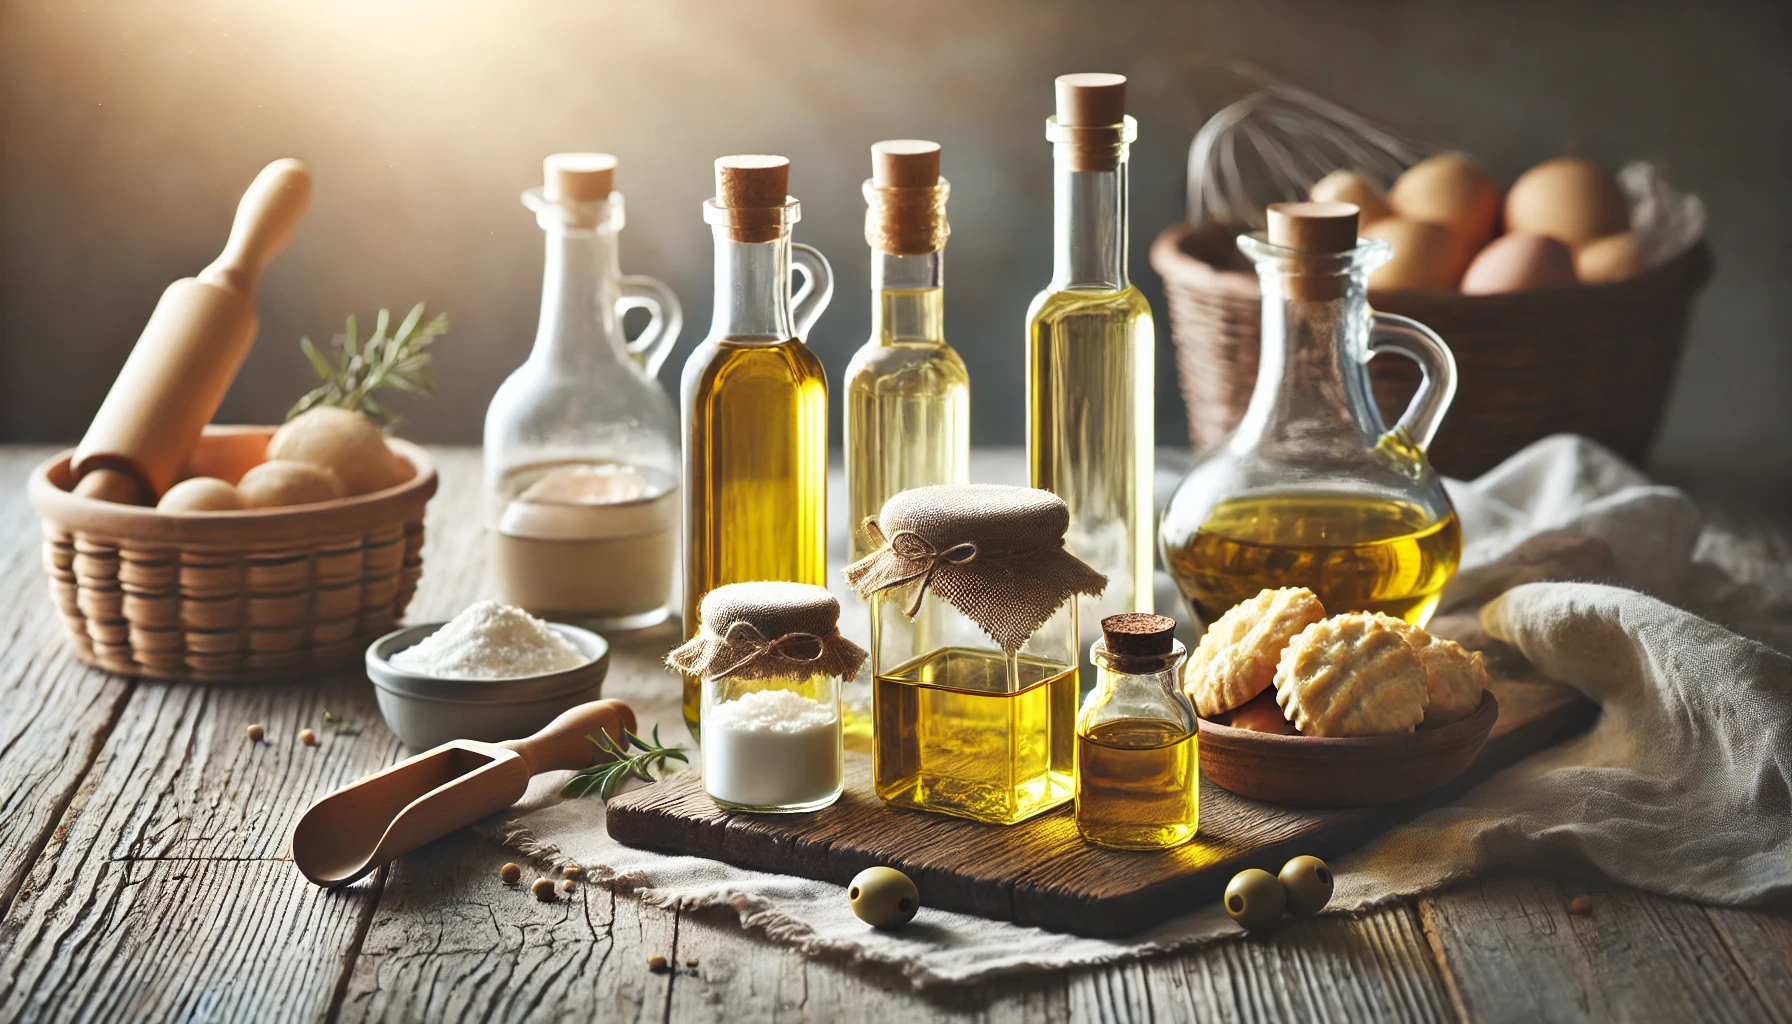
[3,0,1787,499]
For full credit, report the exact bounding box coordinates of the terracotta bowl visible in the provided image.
[1196,692,1500,807]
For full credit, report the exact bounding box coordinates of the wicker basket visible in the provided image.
[28,425,437,684]
[1150,219,1714,477]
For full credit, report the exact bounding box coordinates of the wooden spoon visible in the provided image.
[291,699,635,887]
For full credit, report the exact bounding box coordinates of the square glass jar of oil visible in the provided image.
[870,590,1078,825]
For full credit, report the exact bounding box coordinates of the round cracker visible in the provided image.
[1184,587,1326,717]
[1365,613,1488,727]
[1274,613,1429,737]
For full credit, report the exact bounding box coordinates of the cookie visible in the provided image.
[1224,689,1297,735]
[1273,613,1429,737]
[1366,613,1490,727]
[1184,587,1326,717]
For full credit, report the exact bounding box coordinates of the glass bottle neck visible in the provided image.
[1234,270,1382,452]
[1051,153,1130,291]
[709,228,797,341]
[870,249,944,345]
[531,220,625,371]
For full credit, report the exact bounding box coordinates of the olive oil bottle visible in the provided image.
[680,155,834,735]
[1027,74,1155,657]
[1074,613,1198,850]
[844,141,970,739]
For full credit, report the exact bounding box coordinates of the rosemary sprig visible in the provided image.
[560,724,688,801]
[287,302,448,428]
[321,709,362,736]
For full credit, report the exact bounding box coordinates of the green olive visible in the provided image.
[1224,868,1287,932]
[848,866,919,929]
[1279,856,1334,917]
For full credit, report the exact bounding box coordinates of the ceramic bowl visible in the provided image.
[366,621,611,749]
[1196,691,1500,807]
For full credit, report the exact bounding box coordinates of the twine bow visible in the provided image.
[866,522,981,617]
[710,621,826,679]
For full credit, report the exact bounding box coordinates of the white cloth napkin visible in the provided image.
[485,435,1792,987]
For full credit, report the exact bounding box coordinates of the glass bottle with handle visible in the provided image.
[1160,201,1461,628]
[680,154,834,736]
[485,153,684,632]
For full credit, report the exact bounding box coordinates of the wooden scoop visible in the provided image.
[72,158,313,503]
[291,699,636,887]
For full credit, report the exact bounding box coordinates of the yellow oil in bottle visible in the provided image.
[1027,286,1156,628]
[1163,493,1461,627]
[682,337,829,733]
[873,647,1076,825]
[1075,718,1198,850]
[844,286,969,741]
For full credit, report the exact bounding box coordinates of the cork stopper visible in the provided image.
[865,140,948,256]
[712,155,791,243]
[544,153,617,203]
[1055,73,1127,126]
[1267,202,1361,254]
[1101,613,1176,657]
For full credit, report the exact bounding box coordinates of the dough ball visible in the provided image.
[270,407,414,496]
[237,459,347,508]
[158,477,245,512]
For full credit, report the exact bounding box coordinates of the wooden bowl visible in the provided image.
[28,424,437,684]
[1196,692,1500,807]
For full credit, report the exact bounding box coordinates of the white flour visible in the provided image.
[703,688,842,809]
[391,600,588,679]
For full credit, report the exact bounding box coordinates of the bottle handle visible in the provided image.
[617,275,683,377]
[1368,312,1457,451]
[790,243,834,340]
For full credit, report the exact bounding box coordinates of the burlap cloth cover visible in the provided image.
[843,484,1107,652]
[666,580,866,682]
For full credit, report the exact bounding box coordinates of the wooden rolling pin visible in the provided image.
[71,158,313,504]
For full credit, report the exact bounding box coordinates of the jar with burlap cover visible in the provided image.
[668,580,865,683]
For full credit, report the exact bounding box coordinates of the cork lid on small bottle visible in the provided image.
[712,155,791,243]
[1264,201,1362,301]
[864,140,949,257]
[1049,73,1135,171]
[544,153,618,203]
[1099,612,1181,670]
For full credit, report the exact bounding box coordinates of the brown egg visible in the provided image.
[1225,690,1296,735]
[157,476,245,512]
[1362,217,1461,291]
[1460,233,1577,295]
[237,459,347,508]
[1575,231,1646,284]
[1309,170,1391,226]
[1505,157,1628,248]
[1388,153,1502,270]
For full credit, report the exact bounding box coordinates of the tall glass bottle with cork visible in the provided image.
[485,154,683,631]
[1027,73,1155,662]
[843,140,970,739]
[681,155,834,736]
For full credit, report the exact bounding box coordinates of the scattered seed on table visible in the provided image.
[562,865,583,880]
[684,957,699,968]
[246,723,264,743]
[500,863,522,885]
[532,878,556,901]
[1569,895,1593,915]
[559,879,576,893]
[299,728,318,747]
[647,954,669,973]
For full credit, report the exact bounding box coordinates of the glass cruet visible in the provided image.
[484,153,684,631]
[1160,201,1462,629]
[1075,612,1198,850]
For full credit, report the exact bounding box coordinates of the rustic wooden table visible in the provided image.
[2,445,1788,1023]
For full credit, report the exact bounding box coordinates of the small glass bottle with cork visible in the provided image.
[1075,612,1198,850]
[845,483,1107,825]
[668,581,865,814]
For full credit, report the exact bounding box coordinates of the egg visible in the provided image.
[157,476,246,512]
[1575,231,1646,284]
[1460,233,1577,295]
[1505,157,1627,248]
[237,459,347,508]
[1362,217,1461,291]
[1388,152,1502,276]
[1309,170,1391,226]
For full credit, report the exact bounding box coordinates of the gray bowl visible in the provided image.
[366,621,611,749]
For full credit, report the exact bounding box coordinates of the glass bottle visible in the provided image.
[843,140,970,740]
[845,484,1106,826]
[1075,613,1197,850]
[484,154,683,631]
[680,155,834,736]
[1161,202,1461,628]
[1027,73,1155,667]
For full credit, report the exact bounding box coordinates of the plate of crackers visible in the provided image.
[1185,587,1498,807]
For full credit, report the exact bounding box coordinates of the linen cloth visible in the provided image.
[486,435,1792,987]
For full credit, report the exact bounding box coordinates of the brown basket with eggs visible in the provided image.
[1152,79,1712,477]
[26,156,447,683]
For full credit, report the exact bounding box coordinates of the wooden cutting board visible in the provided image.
[606,676,1596,937]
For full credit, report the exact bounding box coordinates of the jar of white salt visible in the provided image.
[667,582,866,813]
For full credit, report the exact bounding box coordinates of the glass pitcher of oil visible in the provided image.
[1161,202,1461,628]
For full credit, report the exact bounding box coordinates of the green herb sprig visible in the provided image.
[288,302,448,428]
[559,724,688,801]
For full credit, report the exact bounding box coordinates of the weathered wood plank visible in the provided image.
[1705,906,1792,1021]
[338,830,676,1024]
[1420,876,1785,1024]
